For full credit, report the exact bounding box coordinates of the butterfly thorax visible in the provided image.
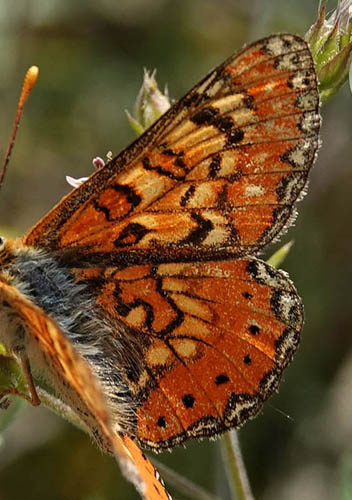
[0,239,138,437]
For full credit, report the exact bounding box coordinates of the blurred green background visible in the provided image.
[0,0,351,499]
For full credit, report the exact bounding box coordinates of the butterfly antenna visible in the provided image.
[0,66,39,191]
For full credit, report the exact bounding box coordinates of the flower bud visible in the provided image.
[306,1,352,102]
[126,69,171,134]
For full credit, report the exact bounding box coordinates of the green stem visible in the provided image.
[220,431,254,500]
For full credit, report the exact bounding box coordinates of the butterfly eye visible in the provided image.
[0,237,6,250]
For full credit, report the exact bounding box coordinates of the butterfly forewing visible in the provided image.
[0,279,170,500]
[24,34,320,265]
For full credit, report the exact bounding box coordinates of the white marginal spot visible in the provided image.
[225,397,259,425]
[260,371,278,395]
[274,291,298,325]
[296,90,319,110]
[278,175,299,203]
[279,329,296,349]
[286,143,307,168]
[300,111,321,134]
[265,35,305,57]
[189,418,219,436]
[265,37,287,56]
[252,260,290,290]
[276,51,311,71]
[283,138,318,171]
[289,70,313,91]
[276,328,298,362]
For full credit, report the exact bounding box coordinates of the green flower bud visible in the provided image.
[126,70,171,134]
[306,1,352,103]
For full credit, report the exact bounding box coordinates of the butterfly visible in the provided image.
[0,33,320,499]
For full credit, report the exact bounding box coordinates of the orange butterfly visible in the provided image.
[0,34,320,499]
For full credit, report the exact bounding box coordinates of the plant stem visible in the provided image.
[220,431,254,500]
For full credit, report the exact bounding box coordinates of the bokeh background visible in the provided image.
[0,1,351,499]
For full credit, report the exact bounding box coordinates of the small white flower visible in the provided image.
[66,155,107,189]
[92,156,105,170]
[66,176,88,188]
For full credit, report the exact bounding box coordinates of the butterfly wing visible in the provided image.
[22,34,318,450]
[24,34,320,262]
[74,256,303,449]
[0,279,170,499]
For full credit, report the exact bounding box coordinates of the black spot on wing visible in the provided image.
[113,223,151,248]
[191,106,218,125]
[157,416,166,428]
[209,154,221,179]
[215,374,230,385]
[227,127,244,145]
[181,213,213,246]
[182,394,195,408]
[174,156,187,169]
[243,354,252,365]
[93,201,112,221]
[180,185,196,207]
[142,156,185,181]
[214,115,234,132]
[249,324,260,335]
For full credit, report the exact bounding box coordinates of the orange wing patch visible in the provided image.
[0,279,170,500]
[74,256,302,450]
[24,34,320,262]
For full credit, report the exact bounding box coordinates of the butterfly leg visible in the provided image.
[0,356,40,407]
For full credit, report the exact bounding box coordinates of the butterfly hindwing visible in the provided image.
[24,34,320,263]
[74,256,302,449]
